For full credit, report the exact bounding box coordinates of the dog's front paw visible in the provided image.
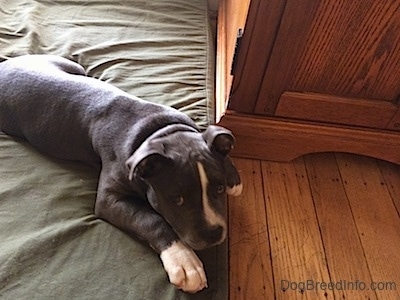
[160,241,207,293]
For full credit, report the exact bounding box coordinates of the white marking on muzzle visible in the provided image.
[196,162,227,234]
[226,183,243,197]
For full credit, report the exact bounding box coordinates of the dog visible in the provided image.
[0,55,242,293]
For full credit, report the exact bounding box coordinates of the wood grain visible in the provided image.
[262,158,333,299]
[290,1,400,102]
[228,0,287,113]
[228,154,400,299]
[304,153,376,300]
[217,0,400,169]
[219,112,400,164]
[228,158,273,299]
[252,0,400,115]
[336,154,400,300]
[276,91,398,129]
[254,0,320,114]
[378,160,400,214]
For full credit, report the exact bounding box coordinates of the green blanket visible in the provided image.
[0,0,215,129]
[0,134,226,299]
[0,0,225,299]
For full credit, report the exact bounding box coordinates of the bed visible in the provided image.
[0,1,227,299]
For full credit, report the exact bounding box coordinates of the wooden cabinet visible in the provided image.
[217,0,400,163]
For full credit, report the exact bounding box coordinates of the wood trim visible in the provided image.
[218,111,400,164]
[215,0,227,122]
[216,0,251,121]
[386,107,400,131]
[275,91,398,129]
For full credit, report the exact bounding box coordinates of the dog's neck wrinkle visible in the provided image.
[147,124,199,140]
[124,121,199,157]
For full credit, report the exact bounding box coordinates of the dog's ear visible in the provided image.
[132,154,170,180]
[202,125,235,157]
[126,141,170,181]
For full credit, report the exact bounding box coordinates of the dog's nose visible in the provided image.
[185,225,227,250]
[207,225,226,245]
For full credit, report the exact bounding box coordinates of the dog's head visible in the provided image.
[126,125,242,250]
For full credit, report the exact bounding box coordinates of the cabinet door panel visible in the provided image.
[228,0,287,113]
[253,0,400,121]
[290,0,400,101]
[253,0,319,114]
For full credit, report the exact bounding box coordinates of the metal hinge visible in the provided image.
[230,28,243,75]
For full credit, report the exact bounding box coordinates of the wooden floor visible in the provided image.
[228,153,400,300]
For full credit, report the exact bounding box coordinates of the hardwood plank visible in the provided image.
[219,112,400,164]
[336,154,400,300]
[304,153,377,300]
[378,160,400,215]
[262,158,333,300]
[276,91,397,129]
[228,158,274,299]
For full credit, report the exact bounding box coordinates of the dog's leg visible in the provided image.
[95,191,207,293]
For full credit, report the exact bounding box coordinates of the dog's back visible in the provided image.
[0,55,103,163]
[0,55,185,164]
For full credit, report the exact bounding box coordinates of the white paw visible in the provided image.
[160,241,207,293]
[226,183,243,197]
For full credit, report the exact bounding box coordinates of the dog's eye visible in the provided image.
[170,196,184,206]
[216,184,225,194]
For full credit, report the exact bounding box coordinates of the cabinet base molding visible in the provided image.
[218,111,400,164]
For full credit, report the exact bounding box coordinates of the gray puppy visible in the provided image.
[0,55,242,293]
